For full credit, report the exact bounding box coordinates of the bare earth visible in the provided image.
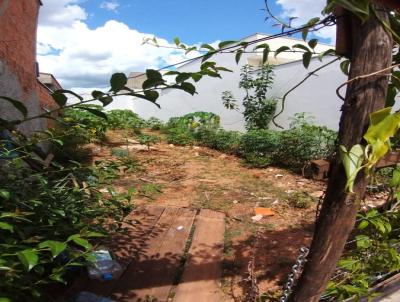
[84,130,384,301]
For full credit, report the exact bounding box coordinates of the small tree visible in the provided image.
[222,64,277,130]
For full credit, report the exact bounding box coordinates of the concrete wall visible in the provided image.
[107,34,344,131]
[0,0,50,135]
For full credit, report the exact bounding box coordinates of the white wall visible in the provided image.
[107,34,346,131]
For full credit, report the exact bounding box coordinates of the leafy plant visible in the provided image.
[138,134,159,150]
[222,64,277,130]
[146,117,165,130]
[107,109,146,130]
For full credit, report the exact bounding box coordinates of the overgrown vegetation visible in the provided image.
[164,111,337,171]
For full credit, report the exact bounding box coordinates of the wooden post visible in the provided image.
[288,4,393,302]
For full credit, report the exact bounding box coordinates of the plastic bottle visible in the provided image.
[87,249,122,281]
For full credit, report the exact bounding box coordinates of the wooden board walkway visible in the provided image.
[63,206,226,302]
[174,209,225,302]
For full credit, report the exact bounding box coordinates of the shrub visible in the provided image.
[61,105,108,143]
[275,124,337,170]
[239,129,281,167]
[107,109,146,130]
[194,129,242,153]
[138,134,159,150]
[166,128,195,146]
[146,117,165,130]
[0,157,133,301]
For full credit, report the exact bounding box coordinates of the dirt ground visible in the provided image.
[87,130,385,301]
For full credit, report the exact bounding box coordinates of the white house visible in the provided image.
[107,33,348,131]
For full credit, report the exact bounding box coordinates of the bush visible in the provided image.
[275,124,337,170]
[107,109,146,130]
[61,105,108,143]
[166,128,195,146]
[146,117,165,130]
[239,130,281,167]
[0,156,133,301]
[138,134,159,150]
[194,129,242,153]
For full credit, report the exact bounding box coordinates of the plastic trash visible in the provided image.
[73,291,115,302]
[87,249,122,281]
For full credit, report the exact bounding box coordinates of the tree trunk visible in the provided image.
[289,5,393,302]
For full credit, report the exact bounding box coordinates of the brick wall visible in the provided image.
[0,0,57,135]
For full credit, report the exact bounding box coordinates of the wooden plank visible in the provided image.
[111,207,196,302]
[62,205,165,299]
[174,209,225,302]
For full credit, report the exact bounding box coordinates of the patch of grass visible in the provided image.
[287,191,316,209]
[139,183,163,199]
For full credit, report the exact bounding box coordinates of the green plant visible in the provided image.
[324,209,400,301]
[222,64,277,130]
[138,134,159,150]
[239,129,281,167]
[194,129,242,153]
[287,191,316,209]
[0,156,133,301]
[107,109,146,130]
[146,117,164,130]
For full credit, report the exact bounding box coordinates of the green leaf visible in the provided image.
[131,93,160,108]
[200,44,216,51]
[0,189,10,200]
[38,241,67,258]
[0,222,13,233]
[180,82,196,95]
[292,44,311,52]
[390,167,400,188]
[274,46,290,58]
[110,73,128,92]
[173,37,180,46]
[92,90,105,99]
[302,52,312,69]
[99,96,113,107]
[356,235,371,249]
[84,231,106,238]
[308,39,318,49]
[143,90,159,102]
[235,50,244,64]
[218,40,237,49]
[55,89,83,101]
[191,73,202,82]
[386,84,397,107]
[263,45,270,64]
[67,235,92,251]
[0,298,11,302]
[339,144,365,193]
[318,49,336,61]
[358,220,369,230]
[51,92,68,106]
[176,73,191,83]
[340,60,351,76]
[146,69,162,80]
[0,96,28,117]
[302,29,309,41]
[142,78,165,89]
[17,249,39,271]
[76,107,108,120]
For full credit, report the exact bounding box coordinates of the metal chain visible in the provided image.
[279,247,309,302]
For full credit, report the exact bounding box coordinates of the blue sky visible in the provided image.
[37,0,334,89]
[81,0,284,44]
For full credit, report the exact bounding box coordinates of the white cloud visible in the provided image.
[276,0,336,42]
[37,0,201,90]
[39,0,87,27]
[100,1,120,12]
